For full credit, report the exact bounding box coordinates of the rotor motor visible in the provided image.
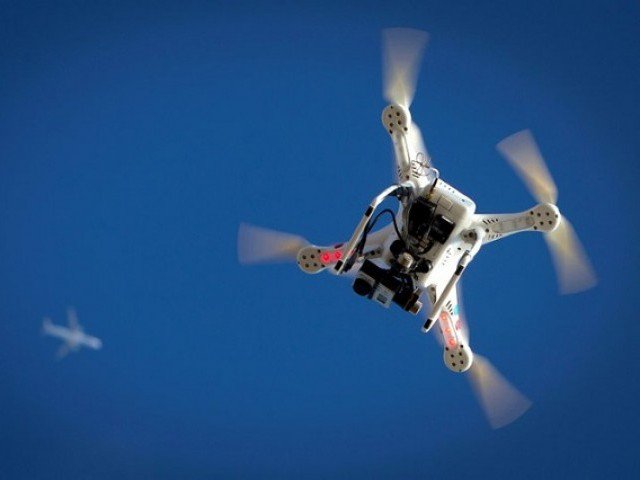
[381,104,411,135]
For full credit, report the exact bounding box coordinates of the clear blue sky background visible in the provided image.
[1,1,638,478]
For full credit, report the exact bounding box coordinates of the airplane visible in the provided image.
[237,28,596,428]
[42,307,103,359]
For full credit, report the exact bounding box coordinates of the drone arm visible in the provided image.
[390,129,411,176]
[474,203,560,244]
[381,105,437,190]
[422,228,484,332]
[335,184,408,274]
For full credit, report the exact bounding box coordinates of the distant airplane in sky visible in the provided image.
[42,308,102,359]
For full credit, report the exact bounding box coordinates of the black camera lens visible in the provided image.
[389,239,404,258]
[353,278,373,297]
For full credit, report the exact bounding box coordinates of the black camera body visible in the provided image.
[350,194,456,315]
[407,197,456,250]
[352,260,422,314]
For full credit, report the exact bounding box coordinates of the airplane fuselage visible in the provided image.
[43,322,102,350]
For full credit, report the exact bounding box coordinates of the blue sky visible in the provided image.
[0,1,639,478]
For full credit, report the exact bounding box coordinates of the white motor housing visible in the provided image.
[439,310,473,373]
[476,202,560,244]
[381,104,413,181]
[297,245,345,274]
[381,104,411,135]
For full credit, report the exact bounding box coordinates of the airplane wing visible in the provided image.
[66,307,80,331]
[56,343,71,360]
[42,317,53,335]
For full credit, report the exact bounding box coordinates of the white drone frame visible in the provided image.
[238,28,596,429]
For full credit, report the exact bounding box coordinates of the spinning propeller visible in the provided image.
[497,130,597,294]
[382,28,430,163]
[237,223,308,265]
[467,355,532,429]
[238,223,352,275]
[435,286,532,429]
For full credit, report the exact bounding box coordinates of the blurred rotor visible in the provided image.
[382,28,431,166]
[382,28,429,108]
[497,129,557,204]
[467,355,532,429]
[496,129,597,294]
[237,223,308,265]
[546,217,597,294]
[432,285,532,429]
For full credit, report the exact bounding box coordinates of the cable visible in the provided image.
[415,207,437,255]
[357,208,405,257]
[369,209,403,240]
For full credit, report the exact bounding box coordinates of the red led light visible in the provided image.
[334,250,343,260]
[321,252,331,264]
[448,338,457,347]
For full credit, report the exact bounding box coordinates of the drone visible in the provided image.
[238,29,596,428]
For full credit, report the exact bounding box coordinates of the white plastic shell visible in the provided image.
[474,203,560,244]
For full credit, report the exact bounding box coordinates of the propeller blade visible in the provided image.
[545,216,597,294]
[496,129,558,204]
[428,286,531,428]
[467,355,532,429]
[237,223,308,265]
[382,28,429,108]
[497,130,597,293]
[407,123,430,165]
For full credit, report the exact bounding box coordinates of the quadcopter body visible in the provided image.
[239,28,596,428]
[294,103,560,375]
